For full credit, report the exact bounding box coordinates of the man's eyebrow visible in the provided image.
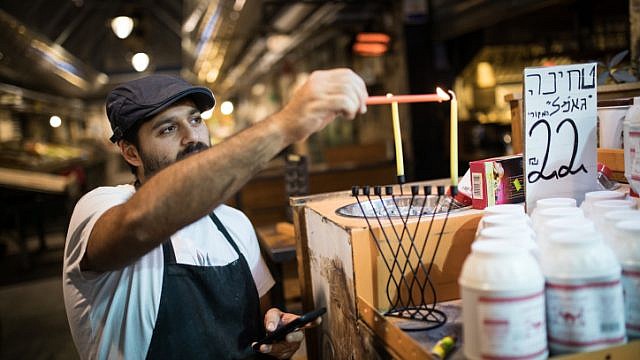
[150,117,177,130]
[150,109,200,130]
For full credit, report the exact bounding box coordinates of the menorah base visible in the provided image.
[385,305,447,331]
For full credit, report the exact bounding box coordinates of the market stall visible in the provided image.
[291,184,639,359]
[290,61,640,359]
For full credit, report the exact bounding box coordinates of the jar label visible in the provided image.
[546,278,626,348]
[477,290,547,358]
[623,267,640,334]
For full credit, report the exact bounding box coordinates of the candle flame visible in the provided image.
[436,87,451,101]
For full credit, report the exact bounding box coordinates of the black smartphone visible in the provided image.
[252,307,326,351]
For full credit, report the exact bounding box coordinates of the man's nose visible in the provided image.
[180,124,198,145]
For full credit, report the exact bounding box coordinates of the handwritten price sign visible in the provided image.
[524,63,598,213]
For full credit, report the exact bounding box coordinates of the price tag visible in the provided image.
[523,63,598,213]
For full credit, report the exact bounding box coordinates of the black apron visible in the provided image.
[145,213,268,360]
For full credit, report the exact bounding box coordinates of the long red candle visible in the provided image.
[366,93,448,105]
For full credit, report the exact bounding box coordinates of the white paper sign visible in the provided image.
[524,63,598,213]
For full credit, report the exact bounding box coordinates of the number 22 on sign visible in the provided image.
[523,63,598,212]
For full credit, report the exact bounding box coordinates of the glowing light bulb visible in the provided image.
[111,16,134,39]
[132,52,149,72]
[220,101,234,115]
[49,115,62,128]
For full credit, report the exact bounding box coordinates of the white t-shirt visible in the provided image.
[62,184,274,360]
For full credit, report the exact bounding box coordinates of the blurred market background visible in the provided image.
[0,1,636,358]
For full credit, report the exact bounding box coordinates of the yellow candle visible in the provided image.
[387,93,405,183]
[448,90,458,186]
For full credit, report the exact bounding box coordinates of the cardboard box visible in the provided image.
[470,154,525,209]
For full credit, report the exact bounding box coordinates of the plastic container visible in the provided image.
[476,226,539,258]
[459,240,547,360]
[484,204,526,216]
[481,214,531,229]
[531,197,577,228]
[477,205,530,236]
[601,210,640,245]
[532,207,584,236]
[613,220,640,339]
[598,105,629,149]
[535,197,577,210]
[580,191,626,218]
[541,230,626,354]
[590,199,637,230]
[540,217,597,246]
[476,213,533,238]
[624,100,640,195]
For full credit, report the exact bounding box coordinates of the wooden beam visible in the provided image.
[432,0,573,41]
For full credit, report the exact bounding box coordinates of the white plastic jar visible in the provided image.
[613,220,640,339]
[601,210,640,245]
[481,214,532,229]
[536,197,578,209]
[459,240,547,360]
[581,191,626,218]
[624,99,640,194]
[531,197,577,226]
[541,217,597,246]
[477,206,530,236]
[484,204,526,216]
[476,213,533,239]
[476,227,539,258]
[590,199,637,230]
[541,230,626,354]
[532,207,584,238]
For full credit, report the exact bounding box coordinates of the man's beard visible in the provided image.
[140,142,209,179]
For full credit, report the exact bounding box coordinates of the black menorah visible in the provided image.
[350,184,459,331]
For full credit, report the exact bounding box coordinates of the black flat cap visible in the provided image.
[106,75,215,143]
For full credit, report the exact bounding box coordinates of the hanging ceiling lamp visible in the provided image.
[111,16,134,39]
[49,115,62,128]
[131,52,149,72]
[220,101,234,115]
[353,32,390,57]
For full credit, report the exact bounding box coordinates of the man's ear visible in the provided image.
[118,140,142,168]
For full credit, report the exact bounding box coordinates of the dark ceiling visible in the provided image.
[2,0,183,75]
[0,0,186,100]
[0,0,394,101]
[0,0,594,104]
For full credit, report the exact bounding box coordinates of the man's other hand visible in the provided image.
[253,307,321,359]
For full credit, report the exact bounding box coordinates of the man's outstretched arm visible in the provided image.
[82,69,368,271]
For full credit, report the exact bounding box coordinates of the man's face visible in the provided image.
[134,99,211,180]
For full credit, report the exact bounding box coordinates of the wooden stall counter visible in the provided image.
[291,180,640,359]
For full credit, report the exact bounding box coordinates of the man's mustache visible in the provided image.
[177,142,209,160]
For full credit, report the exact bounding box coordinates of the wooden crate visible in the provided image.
[598,148,626,183]
[505,93,524,154]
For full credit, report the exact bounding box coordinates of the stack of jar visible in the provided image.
[583,191,640,342]
[461,204,547,360]
[460,191,639,358]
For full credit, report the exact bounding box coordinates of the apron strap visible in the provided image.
[208,212,242,256]
[162,239,177,264]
